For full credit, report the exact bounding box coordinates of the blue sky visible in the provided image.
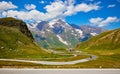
[0,0,120,30]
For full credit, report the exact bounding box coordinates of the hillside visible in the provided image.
[0,17,33,40]
[0,17,50,58]
[75,28,120,68]
[76,28,120,51]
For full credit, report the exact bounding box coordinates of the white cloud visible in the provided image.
[2,10,45,21]
[64,1,100,16]
[44,1,66,20]
[25,4,36,10]
[45,1,65,13]
[1,0,101,22]
[0,1,17,11]
[89,17,103,24]
[67,0,75,5]
[74,3,99,12]
[89,17,119,27]
[99,17,119,27]
[1,11,7,16]
[107,4,116,8]
[45,0,100,17]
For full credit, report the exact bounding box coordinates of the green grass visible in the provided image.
[0,25,46,58]
[0,48,119,68]
[53,47,67,52]
[0,61,43,68]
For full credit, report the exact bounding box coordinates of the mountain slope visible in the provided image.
[80,25,105,34]
[0,18,48,58]
[30,19,81,49]
[76,28,120,50]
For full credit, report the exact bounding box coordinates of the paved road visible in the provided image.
[0,69,120,74]
[0,54,97,65]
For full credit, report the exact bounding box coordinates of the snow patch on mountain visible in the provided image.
[75,29,83,36]
[57,35,68,45]
[90,32,98,36]
[46,29,51,32]
[49,22,54,28]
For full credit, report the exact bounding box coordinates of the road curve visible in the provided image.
[0,55,97,65]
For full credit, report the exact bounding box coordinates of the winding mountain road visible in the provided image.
[0,54,98,65]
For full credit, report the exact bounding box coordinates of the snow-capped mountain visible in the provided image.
[29,19,105,49]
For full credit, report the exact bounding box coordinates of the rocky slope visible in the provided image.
[30,19,105,49]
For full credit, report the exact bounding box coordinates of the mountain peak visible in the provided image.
[31,19,105,49]
[49,19,65,25]
[57,19,65,23]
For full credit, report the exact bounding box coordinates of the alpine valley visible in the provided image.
[0,17,120,68]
